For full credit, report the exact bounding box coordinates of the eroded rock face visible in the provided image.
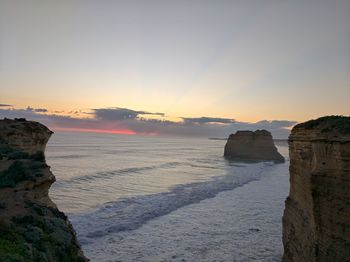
[0,118,88,261]
[224,130,285,163]
[282,116,350,261]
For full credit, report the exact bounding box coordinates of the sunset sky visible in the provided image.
[1,0,349,137]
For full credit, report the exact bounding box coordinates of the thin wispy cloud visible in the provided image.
[25,106,48,113]
[182,117,235,125]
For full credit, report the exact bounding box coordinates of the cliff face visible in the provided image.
[0,118,88,262]
[224,130,285,163]
[282,116,350,261]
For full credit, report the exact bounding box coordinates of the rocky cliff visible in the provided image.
[0,118,88,261]
[282,116,350,261]
[224,130,285,163]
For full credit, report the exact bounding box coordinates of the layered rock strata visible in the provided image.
[282,116,350,261]
[0,118,88,261]
[224,130,285,163]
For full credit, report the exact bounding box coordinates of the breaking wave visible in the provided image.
[55,162,184,186]
[70,162,273,245]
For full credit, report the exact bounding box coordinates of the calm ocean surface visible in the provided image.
[46,131,289,262]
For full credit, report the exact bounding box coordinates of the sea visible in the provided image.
[46,131,290,262]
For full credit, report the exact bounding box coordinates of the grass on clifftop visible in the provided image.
[295,115,350,134]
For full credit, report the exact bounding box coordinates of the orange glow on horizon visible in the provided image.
[52,127,136,135]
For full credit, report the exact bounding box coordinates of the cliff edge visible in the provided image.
[0,118,88,261]
[224,130,285,163]
[282,116,350,261]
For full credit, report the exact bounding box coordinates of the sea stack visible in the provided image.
[0,119,88,261]
[282,116,350,261]
[224,130,285,163]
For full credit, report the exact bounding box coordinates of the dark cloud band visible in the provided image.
[93,107,165,121]
[0,106,297,139]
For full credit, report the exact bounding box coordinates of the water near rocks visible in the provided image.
[47,132,289,261]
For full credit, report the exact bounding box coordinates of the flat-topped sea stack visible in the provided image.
[224,130,285,163]
[0,118,88,261]
[282,116,350,261]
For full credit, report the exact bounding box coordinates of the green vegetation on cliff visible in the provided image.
[0,119,88,261]
[0,161,86,261]
[0,160,46,188]
[0,207,85,262]
[294,115,350,134]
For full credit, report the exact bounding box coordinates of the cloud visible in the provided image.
[93,107,165,121]
[0,106,297,138]
[34,108,48,113]
[25,106,48,113]
[255,120,297,128]
[182,117,235,125]
[2,107,54,119]
[0,104,12,107]
[220,120,297,139]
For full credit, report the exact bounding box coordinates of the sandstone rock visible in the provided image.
[224,130,285,163]
[0,118,88,261]
[282,116,350,261]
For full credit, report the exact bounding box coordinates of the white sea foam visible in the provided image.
[70,162,271,245]
[80,161,289,262]
[46,132,289,261]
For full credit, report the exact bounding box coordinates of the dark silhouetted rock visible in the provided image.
[224,130,285,163]
[0,118,88,261]
[282,116,350,261]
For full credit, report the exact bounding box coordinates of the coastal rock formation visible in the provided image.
[224,130,285,163]
[0,118,88,261]
[282,116,350,261]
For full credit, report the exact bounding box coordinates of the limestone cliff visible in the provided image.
[224,130,285,163]
[0,118,88,261]
[282,116,350,261]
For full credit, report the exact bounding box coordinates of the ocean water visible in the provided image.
[46,132,289,262]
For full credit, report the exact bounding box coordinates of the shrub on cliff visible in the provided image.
[295,115,350,134]
[0,161,32,188]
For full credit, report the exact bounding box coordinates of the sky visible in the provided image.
[0,0,349,138]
